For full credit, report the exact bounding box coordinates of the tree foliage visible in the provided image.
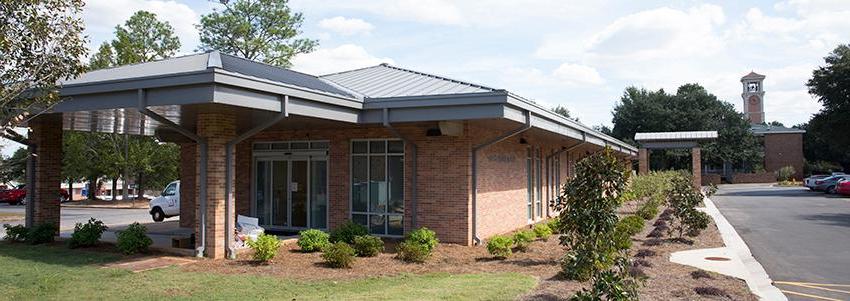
[112,11,181,65]
[0,148,28,184]
[610,84,762,170]
[88,42,116,71]
[803,44,850,171]
[0,0,86,138]
[196,0,318,67]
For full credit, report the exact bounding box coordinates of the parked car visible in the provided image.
[836,179,850,196]
[149,180,180,222]
[804,175,830,190]
[812,175,850,194]
[0,185,69,205]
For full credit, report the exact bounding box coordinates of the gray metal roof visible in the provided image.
[218,54,355,98]
[750,124,805,135]
[634,131,718,141]
[320,63,498,98]
[63,52,211,85]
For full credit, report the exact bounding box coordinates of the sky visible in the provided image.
[2,0,850,157]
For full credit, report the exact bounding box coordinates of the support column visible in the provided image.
[638,148,649,175]
[29,114,63,228]
[691,147,702,190]
[179,143,197,228]
[195,110,235,259]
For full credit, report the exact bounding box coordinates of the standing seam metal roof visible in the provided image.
[320,63,498,98]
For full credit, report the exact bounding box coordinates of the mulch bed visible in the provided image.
[181,199,756,300]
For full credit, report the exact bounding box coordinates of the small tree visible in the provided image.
[776,166,796,182]
[553,147,630,281]
[667,173,710,238]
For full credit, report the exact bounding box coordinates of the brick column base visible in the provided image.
[30,114,63,229]
[691,147,702,190]
[196,110,235,259]
[638,148,649,175]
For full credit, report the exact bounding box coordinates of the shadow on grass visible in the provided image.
[0,241,123,267]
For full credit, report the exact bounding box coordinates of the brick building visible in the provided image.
[741,72,805,180]
[23,52,636,258]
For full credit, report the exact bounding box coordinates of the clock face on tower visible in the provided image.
[748,95,759,105]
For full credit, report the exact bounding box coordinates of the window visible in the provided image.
[351,139,404,236]
[162,183,177,196]
[526,148,533,221]
[535,149,542,219]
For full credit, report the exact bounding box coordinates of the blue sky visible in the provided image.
[2,0,849,157]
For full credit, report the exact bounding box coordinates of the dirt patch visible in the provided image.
[104,256,196,272]
[0,212,24,222]
[181,204,755,300]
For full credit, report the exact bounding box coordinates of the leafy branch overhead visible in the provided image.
[197,0,318,67]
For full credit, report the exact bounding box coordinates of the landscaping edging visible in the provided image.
[700,196,786,301]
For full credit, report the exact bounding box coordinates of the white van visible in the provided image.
[149,180,180,222]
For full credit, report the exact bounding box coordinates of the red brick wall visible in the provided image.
[30,114,63,228]
[179,143,196,228]
[730,172,775,183]
[763,133,804,180]
[195,110,236,259]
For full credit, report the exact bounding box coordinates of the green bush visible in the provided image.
[352,235,384,257]
[685,211,711,237]
[570,258,639,301]
[27,223,57,245]
[668,173,711,238]
[329,220,368,244]
[618,216,645,236]
[69,218,108,248]
[3,224,28,242]
[248,234,281,262]
[533,223,553,240]
[636,201,659,220]
[776,165,796,181]
[513,230,535,252]
[561,249,597,282]
[547,218,562,234]
[405,227,438,252]
[322,242,356,268]
[116,222,152,255]
[612,227,632,251]
[297,229,329,252]
[486,235,513,259]
[396,241,431,263]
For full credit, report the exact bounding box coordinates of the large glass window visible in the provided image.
[351,139,404,236]
[535,149,543,219]
[526,148,533,221]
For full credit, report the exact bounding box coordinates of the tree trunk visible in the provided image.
[87,175,97,200]
[67,179,73,201]
[136,173,144,200]
[111,177,118,201]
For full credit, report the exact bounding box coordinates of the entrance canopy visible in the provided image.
[634,131,718,188]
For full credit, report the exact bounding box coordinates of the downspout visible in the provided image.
[224,95,289,259]
[136,89,209,258]
[471,111,531,245]
[382,108,418,228]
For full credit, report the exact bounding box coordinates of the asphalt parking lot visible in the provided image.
[0,203,165,231]
[712,184,850,301]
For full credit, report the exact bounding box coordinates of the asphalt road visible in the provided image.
[712,184,850,301]
[0,203,157,230]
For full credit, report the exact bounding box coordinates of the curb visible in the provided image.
[702,196,787,301]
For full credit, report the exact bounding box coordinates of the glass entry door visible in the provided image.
[254,156,327,230]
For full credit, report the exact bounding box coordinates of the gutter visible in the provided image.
[136,89,209,258]
[223,95,289,259]
[471,110,531,245]
[382,108,418,228]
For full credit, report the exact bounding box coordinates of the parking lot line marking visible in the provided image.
[780,289,843,301]
[775,281,850,288]
[780,283,850,295]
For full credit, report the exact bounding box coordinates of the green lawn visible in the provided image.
[0,243,536,301]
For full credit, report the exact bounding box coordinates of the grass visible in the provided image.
[0,242,536,301]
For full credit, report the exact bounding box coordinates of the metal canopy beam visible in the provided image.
[640,141,700,149]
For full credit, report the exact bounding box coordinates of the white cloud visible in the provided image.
[553,63,604,85]
[291,44,394,75]
[83,0,201,54]
[318,16,374,36]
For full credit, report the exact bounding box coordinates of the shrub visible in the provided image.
[297,229,329,252]
[396,241,431,263]
[570,258,639,301]
[667,174,711,238]
[776,165,796,182]
[322,242,356,268]
[69,218,108,248]
[533,223,553,240]
[547,218,562,234]
[405,227,438,252]
[247,234,280,262]
[690,270,713,279]
[329,220,368,244]
[561,249,596,282]
[513,230,535,251]
[116,222,152,255]
[694,287,728,298]
[618,216,645,236]
[636,202,659,220]
[486,235,513,259]
[613,227,632,251]
[3,224,28,242]
[352,235,384,257]
[684,211,710,237]
[27,223,57,245]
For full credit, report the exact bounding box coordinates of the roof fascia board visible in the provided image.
[360,103,505,123]
[212,69,362,107]
[54,84,215,113]
[288,97,360,123]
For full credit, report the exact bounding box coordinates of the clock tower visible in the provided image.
[741,71,765,124]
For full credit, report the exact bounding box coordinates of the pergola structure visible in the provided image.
[634,131,718,189]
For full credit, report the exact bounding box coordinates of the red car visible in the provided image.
[837,179,850,196]
[0,185,69,205]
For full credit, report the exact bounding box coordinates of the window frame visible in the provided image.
[350,138,405,237]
